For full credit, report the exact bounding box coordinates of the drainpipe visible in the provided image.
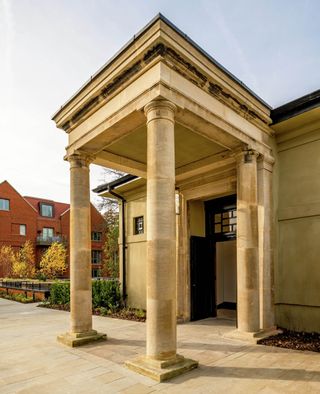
[107,188,127,305]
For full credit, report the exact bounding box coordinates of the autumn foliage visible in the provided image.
[0,241,67,280]
[0,245,15,278]
[40,242,67,279]
[11,241,36,279]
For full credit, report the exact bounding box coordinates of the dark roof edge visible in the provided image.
[93,174,138,194]
[271,89,320,125]
[156,14,271,109]
[53,13,271,119]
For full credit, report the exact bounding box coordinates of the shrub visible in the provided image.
[100,307,108,316]
[135,309,146,319]
[92,280,121,311]
[14,293,34,303]
[48,280,121,311]
[49,282,70,305]
[0,291,34,303]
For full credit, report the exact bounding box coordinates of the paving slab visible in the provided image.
[1,298,320,393]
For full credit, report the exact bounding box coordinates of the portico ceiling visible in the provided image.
[103,123,227,169]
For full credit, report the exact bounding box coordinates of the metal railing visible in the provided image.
[0,280,51,293]
[36,235,65,245]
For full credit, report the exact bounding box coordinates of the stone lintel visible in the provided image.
[224,327,282,344]
[125,355,198,382]
[57,330,107,347]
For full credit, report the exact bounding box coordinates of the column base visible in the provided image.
[57,330,107,347]
[125,354,198,382]
[224,327,282,344]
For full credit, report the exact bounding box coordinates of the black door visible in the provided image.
[190,236,215,321]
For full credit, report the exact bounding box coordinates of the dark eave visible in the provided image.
[271,89,320,125]
[53,13,271,120]
[93,174,138,194]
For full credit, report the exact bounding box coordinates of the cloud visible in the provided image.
[208,1,260,93]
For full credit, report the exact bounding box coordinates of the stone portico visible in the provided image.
[53,14,276,381]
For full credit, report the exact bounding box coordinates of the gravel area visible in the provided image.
[38,303,146,322]
[258,329,320,352]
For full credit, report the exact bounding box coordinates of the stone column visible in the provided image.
[258,157,275,330]
[126,100,197,381]
[236,149,260,333]
[57,152,106,347]
[176,192,190,322]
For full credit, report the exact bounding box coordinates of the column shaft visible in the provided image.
[69,154,92,334]
[125,101,198,379]
[237,149,260,333]
[58,153,106,346]
[258,158,275,329]
[145,100,177,360]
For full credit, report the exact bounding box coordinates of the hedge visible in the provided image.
[49,282,70,305]
[48,280,121,310]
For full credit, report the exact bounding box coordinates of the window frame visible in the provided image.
[134,216,144,235]
[0,198,10,211]
[42,227,54,240]
[91,231,102,241]
[205,195,237,242]
[91,250,102,264]
[19,224,26,236]
[39,202,54,218]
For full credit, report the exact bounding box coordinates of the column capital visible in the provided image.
[234,147,259,164]
[257,154,275,172]
[67,151,95,169]
[144,100,176,124]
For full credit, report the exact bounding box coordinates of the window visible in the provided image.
[214,209,237,234]
[43,227,54,240]
[0,198,10,211]
[20,225,26,236]
[92,250,102,264]
[91,232,102,241]
[40,203,53,217]
[92,269,101,278]
[134,216,144,235]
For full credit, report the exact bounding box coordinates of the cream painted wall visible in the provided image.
[122,195,147,310]
[189,200,205,237]
[276,132,320,332]
[216,240,237,305]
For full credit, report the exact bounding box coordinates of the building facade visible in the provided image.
[0,180,106,278]
[96,85,320,334]
[52,14,320,380]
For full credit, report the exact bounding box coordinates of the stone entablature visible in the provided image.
[53,15,274,172]
[59,40,270,134]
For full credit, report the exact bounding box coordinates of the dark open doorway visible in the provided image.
[190,195,237,321]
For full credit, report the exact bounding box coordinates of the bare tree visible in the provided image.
[97,167,126,278]
[97,168,126,213]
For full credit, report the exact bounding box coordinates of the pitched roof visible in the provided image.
[23,196,70,219]
[0,180,38,213]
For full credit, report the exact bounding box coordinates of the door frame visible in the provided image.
[205,194,237,312]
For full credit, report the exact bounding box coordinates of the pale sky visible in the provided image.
[1,0,319,205]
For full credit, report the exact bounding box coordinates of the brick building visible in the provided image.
[0,180,106,278]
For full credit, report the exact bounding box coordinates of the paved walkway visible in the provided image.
[1,299,320,393]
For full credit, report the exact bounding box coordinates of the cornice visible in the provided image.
[58,41,271,134]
